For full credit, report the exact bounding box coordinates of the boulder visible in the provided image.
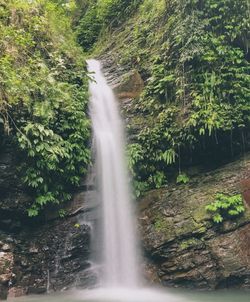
[112,70,144,99]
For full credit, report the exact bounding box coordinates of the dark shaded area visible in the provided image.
[0,142,94,299]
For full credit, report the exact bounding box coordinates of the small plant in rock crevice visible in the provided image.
[206,193,245,224]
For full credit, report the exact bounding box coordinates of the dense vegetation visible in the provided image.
[132,0,250,194]
[77,0,250,196]
[0,0,90,216]
[75,0,142,51]
[1,0,249,215]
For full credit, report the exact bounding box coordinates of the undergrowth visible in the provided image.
[0,0,91,216]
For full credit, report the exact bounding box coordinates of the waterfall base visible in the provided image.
[7,287,250,302]
[74,287,185,302]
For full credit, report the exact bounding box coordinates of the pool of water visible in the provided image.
[7,287,250,302]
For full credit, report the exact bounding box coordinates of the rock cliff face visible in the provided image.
[0,140,94,300]
[138,155,250,289]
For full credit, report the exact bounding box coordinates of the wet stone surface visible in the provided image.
[139,154,250,289]
[0,142,94,300]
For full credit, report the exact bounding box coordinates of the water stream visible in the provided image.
[87,59,139,288]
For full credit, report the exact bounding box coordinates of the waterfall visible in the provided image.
[87,59,139,288]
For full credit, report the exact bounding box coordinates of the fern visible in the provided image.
[206,193,245,224]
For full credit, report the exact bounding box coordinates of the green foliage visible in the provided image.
[97,0,142,28]
[58,209,67,218]
[206,193,245,223]
[127,143,149,197]
[76,4,102,51]
[76,0,142,51]
[150,171,166,189]
[118,0,250,194]
[0,0,91,216]
[176,173,190,184]
[73,0,250,197]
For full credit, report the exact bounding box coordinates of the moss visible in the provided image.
[179,238,201,251]
[196,226,207,234]
[154,214,169,232]
[191,201,211,223]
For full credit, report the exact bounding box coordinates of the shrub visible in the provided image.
[206,193,245,223]
[0,0,91,216]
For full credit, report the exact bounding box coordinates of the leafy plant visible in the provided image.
[76,0,142,51]
[58,209,67,218]
[176,173,190,184]
[206,193,245,223]
[119,0,250,194]
[0,0,91,216]
[76,4,102,51]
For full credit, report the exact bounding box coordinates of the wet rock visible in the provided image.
[0,287,8,301]
[2,244,11,252]
[208,225,250,281]
[112,70,144,99]
[74,267,99,289]
[28,246,39,254]
[143,261,160,285]
[8,287,27,298]
[0,249,14,300]
[0,141,93,299]
[27,287,46,295]
[241,178,250,207]
[11,221,91,294]
[139,153,250,289]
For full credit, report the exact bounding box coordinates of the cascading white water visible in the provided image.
[87,59,139,288]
